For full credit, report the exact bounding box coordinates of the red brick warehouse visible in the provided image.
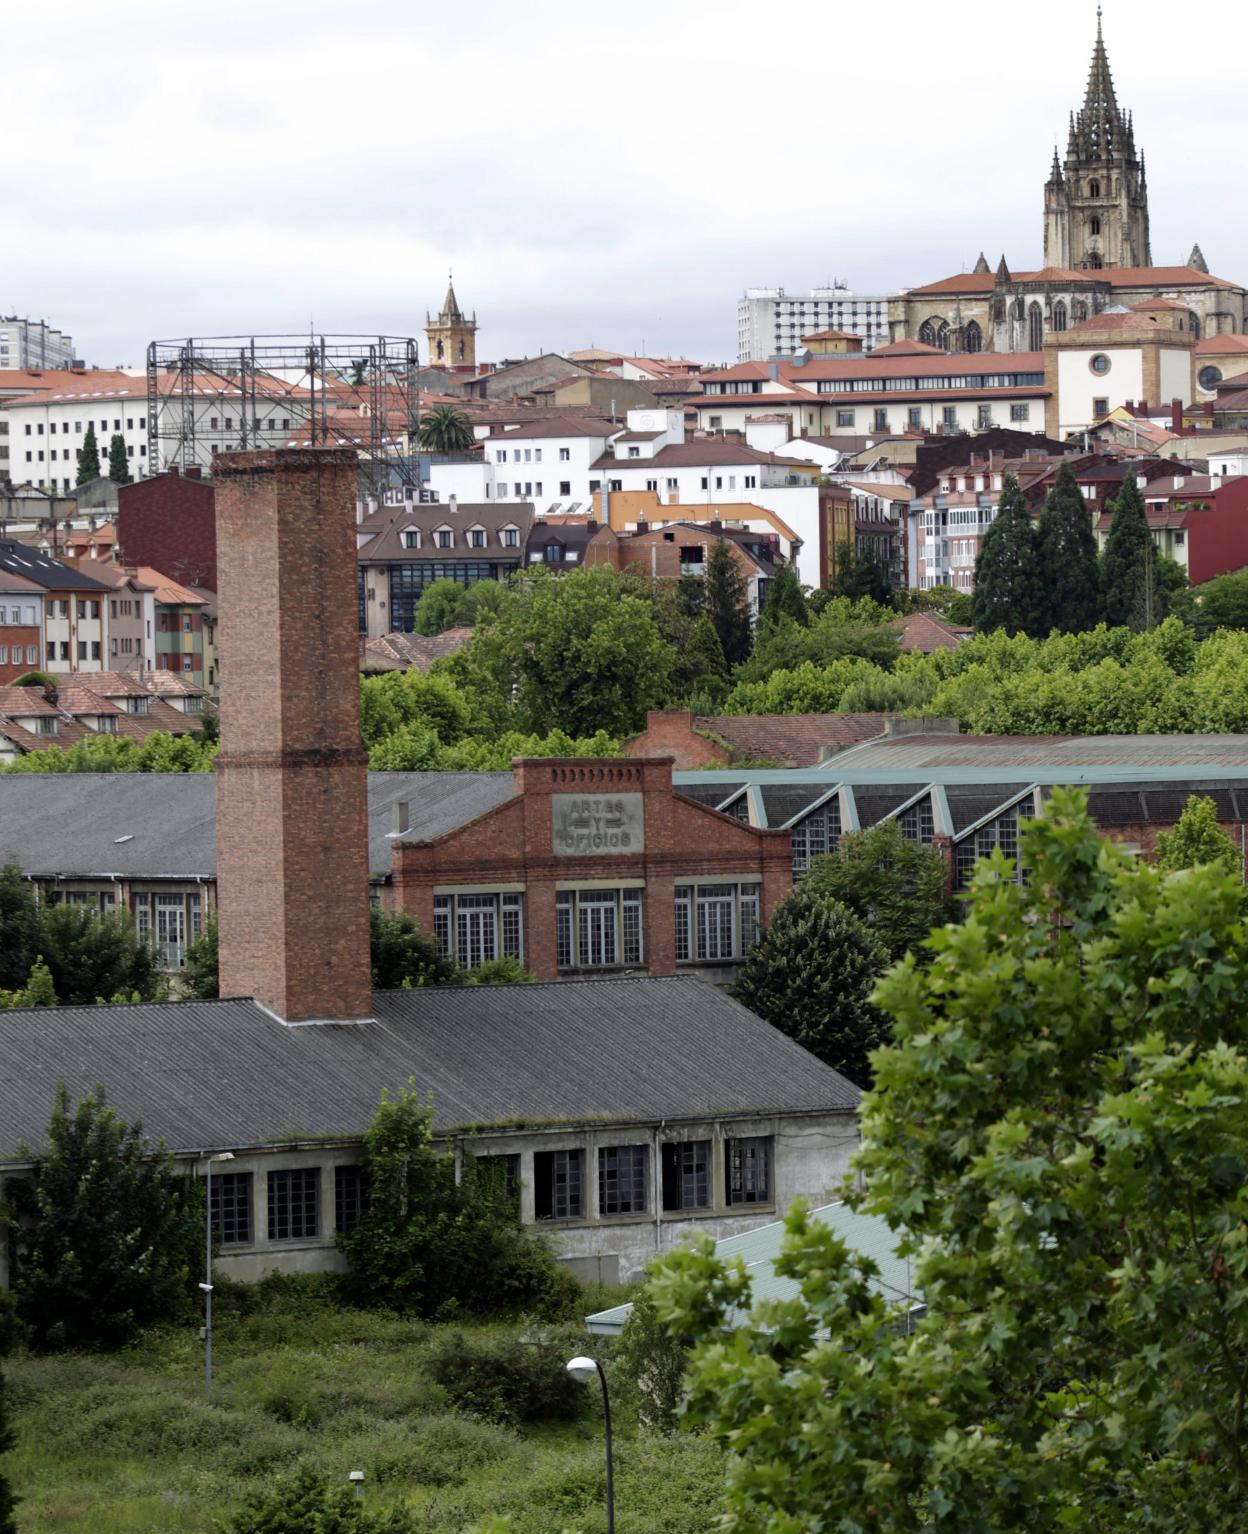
[391,755,793,981]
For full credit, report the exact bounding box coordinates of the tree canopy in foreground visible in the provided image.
[653,788,1248,1532]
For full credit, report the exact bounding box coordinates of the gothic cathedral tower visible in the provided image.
[1043,12,1151,271]
[425,275,478,367]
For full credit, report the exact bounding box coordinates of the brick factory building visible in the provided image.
[116,467,217,591]
[391,754,793,982]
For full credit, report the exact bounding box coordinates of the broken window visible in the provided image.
[534,1148,584,1220]
[598,1145,648,1215]
[661,1140,710,1211]
[725,1136,772,1206]
[334,1165,367,1234]
[475,1152,521,1207]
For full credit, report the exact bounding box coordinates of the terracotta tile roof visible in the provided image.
[905,264,1241,298]
[1197,336,1248,354]
[0,685,60,715]
[133,567,208,607]
[705,351,1045,385]
[693,713,893,768]
[891,611,972,652]
[140,670,207,698]
[590,442,818,472]
[867,339,947,356]
[0,569,43,595]
[613,430,665,442]
[362,628,474,674]
[485,414,618,441]
[800,327,861,342]
[844,481,917,501]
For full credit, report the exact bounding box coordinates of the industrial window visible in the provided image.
[534,1148,584,1220]
[954,806,1023,891]
[208,1171,253,1245]
[661,1140,710,1211]
[267,1168,320,1240]
[475,1152,520,1205]
[790,799,841,874]
[897,796,936,845]
[433,892,523,969]
[726,1137,772,1206]
[674,882,760,963]
[598,1145,648,1215]
[334,1165,367,1234]
[555,889,642,970]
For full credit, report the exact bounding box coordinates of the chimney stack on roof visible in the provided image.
[213,448,373,1024]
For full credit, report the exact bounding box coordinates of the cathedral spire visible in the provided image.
[1078,7,1124,156]
[1188,243,1209,274]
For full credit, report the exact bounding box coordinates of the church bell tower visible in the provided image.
[1044,11,1151,271]
[425,274,478,367]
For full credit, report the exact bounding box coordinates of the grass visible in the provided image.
[1,1278,727,1534]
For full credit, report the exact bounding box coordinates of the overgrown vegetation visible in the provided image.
[339,1087,578,1320]
[0,860,161,1006]
[2,1085,201,1351]
[1,1280,726,1534]
[655,788,1248,1530]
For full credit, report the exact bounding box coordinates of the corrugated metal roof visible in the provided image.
[0,978,859,1161]
[585,1200,914,1335]
[0,771,515,881]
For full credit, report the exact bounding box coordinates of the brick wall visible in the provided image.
[214,449,373,1022]
[624,711,730,768]
[392,754,792,981]
[116,468,217,591]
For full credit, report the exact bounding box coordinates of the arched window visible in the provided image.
[1090,216,1101,236]
[964,320,983,353]
[1089,179,1101,198]
[436,339,445,360]
[1052,300,1068,332]
[458,339,466,360]
[1028,302,1044,351]
[1188,312,1201,341]
[1086,253,1103,270]
[1013,296,1026,321]
[919,319,938,346]
[1073,300,1088,322]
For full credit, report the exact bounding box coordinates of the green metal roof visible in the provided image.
[584,1200,916,1336]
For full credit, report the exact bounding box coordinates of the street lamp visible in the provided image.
[567,1356,614,1534]
[202,1151,235,1401]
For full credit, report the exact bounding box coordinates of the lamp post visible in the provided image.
[567,1356,614,1534]
[202,1150,235,1401]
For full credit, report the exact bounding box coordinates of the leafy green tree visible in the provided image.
[0,956,57,1009]
[5,1084,201,1349]
[702,539,752,669]
[1177,567,1248,638]
[75,425,100,485]
[182,912,219,999]
[39,903,159,1006]
[970,472,1043,635]
[465,566,673,737]
[106,433,132,486]
[416,405,475,454]
[731,887,888,1086]
[758,563,808,632]
[803,818,950,962]
[1154,793,1241,875]
[734,596,899,684]
[412,577,474,635]
[369,907,460,989]
[0,858,42,989]
[230,1464,419,1533]
[655,788,1248,1531]
[680,613,727,686]
[1035,459,1101,632]
[1102,472,1161,631]
[339,1085,573,1316]
[831,540,892,605]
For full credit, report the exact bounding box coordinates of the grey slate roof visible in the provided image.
[0,771,515,881]
[0,978,860,1160]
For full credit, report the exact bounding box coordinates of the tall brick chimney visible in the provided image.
[214,449,373,1022]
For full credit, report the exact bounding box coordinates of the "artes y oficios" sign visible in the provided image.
[551,793,645,855]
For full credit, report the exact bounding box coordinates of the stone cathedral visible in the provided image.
[888,16,1247,354]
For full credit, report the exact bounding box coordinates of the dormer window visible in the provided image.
[502,525,519,548]
[36,716,58,736]
[469,525,486,549]
[128,696,151,715]
[403,528,420,549]
[436,528,453,549]
[543,543,563,564]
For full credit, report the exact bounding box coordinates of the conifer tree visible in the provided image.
[970,472,1042,635]
[759,562,808,631]
[1101,472,1161,631]
[703,538,752,667]
[106,433,132,485]
[1036,459,1101,632]
[75,425,100,485]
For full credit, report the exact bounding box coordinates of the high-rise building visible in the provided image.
[736,285,889,363]
[1043,12,1151,270]
[0,316,76,370]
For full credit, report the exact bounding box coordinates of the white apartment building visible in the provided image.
[0,317,76,371]
[737,285,891,362]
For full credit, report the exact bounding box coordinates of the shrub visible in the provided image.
[229,1465,421,1533]
[426,1331,587,1425]
[463,956,533,985]
[614,1289,690,1433]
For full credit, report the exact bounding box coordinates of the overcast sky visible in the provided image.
[5,0,1245,368]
